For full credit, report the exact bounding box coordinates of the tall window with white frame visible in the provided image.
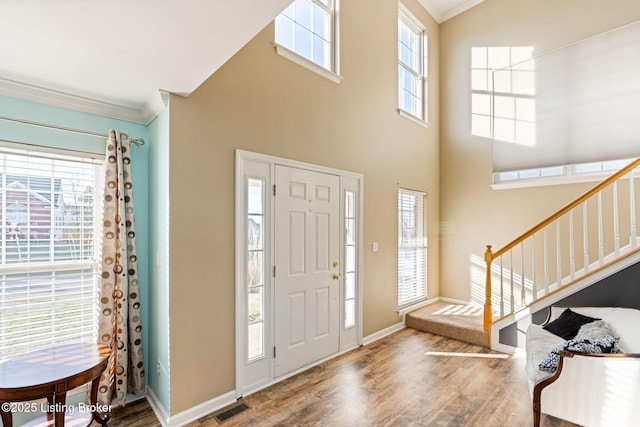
[247,178,265,361]
[398,8,427,121]
[397,189,427,308]
[344,190,357,329]
[275,0,336,72]
[0,145,103,362]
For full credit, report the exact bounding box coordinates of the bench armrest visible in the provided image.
[532,351,640,427]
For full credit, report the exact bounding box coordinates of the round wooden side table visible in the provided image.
[0,343,111,427]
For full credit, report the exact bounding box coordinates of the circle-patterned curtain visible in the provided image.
[97,129,145,407]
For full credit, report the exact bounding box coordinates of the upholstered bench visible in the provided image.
[525,306,640,427]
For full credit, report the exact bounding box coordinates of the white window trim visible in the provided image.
[274,44,343,84]
[0,142,104,363]
[234,149,363,399]
[397,108,429,128]
[398,4,428,124]
[274,0,342,84]
[397,188,428,310]
[492,159,640,190]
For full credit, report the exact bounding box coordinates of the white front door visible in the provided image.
[274,165,340,377]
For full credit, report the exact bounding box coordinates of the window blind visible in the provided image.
[398,189,427,308]
[492,19,640,172]
[0,145,103,362]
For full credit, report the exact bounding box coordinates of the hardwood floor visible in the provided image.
[109,328,578,426]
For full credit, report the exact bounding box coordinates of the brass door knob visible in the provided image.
[332,273,341,281]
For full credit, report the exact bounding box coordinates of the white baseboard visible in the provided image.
[153,322,399,425]
[397,297,441,318]
[146,387,170,427]
[167,390,236,427]
[491,342,526,356]
[362,322,405,346]
[148,313,444,425]
[145,382,237,427]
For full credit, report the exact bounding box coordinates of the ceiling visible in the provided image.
[0,0,483,124]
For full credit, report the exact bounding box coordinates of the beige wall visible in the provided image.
[440,1,640,303]
[168,0,439,413]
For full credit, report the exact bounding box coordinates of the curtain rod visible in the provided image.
[0,115,145,147]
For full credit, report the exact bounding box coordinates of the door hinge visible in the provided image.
[273,346,276,358]
[273,265,276,277]
[273,184,276,196]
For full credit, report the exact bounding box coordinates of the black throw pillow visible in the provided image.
[543,308,600,340]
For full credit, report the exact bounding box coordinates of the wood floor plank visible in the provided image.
[110,328,579,426]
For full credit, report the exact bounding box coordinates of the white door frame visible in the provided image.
[234,150,363,398]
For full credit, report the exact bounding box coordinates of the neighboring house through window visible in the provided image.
[398,6,427,122]
[398,188,427,308]
[0,145,103,362]
[275,0,338,76]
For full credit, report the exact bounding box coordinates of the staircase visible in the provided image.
[407,157,640,350]
[482,156,640,350]
[406,301,488,347]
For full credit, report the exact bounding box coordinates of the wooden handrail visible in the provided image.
[490,156,640,260]
[483,155,640,335]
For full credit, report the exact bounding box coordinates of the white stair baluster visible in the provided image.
[613,181,620,256]
[569,210,575,280]
[520,241,525,306]
[598,192,604,265]
[556,221,562,287]
[531,236,537,300]
[543,228,549,296]
[499,256,504,317]
[583,202,590,273]
[510,250,514,313]
[631,168,637,248]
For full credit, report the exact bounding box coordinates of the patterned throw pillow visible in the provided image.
[574,320,622,353]
[538,337,618,373]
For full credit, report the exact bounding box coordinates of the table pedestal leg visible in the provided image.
[89,377,109,426]
[0,404,12,427]
[46,395,54,414]
[54,391,66,426]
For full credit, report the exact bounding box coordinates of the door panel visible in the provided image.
[315,213,330,271]
[288,211,306,275]
[274,165,340,377]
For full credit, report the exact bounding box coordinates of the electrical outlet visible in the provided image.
[156,360,161,375]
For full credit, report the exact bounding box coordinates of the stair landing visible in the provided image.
[406,301,489,348]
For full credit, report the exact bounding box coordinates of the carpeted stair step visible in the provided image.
[406,301,489,348]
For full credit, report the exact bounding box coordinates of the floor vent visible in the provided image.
[214,402,250,423]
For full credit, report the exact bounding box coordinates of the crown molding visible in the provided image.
[440,0,485,22]
[0,77,166,125]
[417,0,444,23]
[418,0,485,24]
[141,90,170,124]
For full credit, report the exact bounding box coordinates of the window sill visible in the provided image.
[397,109,429,128]
[274,44,342,85]
[397,298,429,317]
[492,170,637,190]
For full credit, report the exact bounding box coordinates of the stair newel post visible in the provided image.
[483,245,493,333]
